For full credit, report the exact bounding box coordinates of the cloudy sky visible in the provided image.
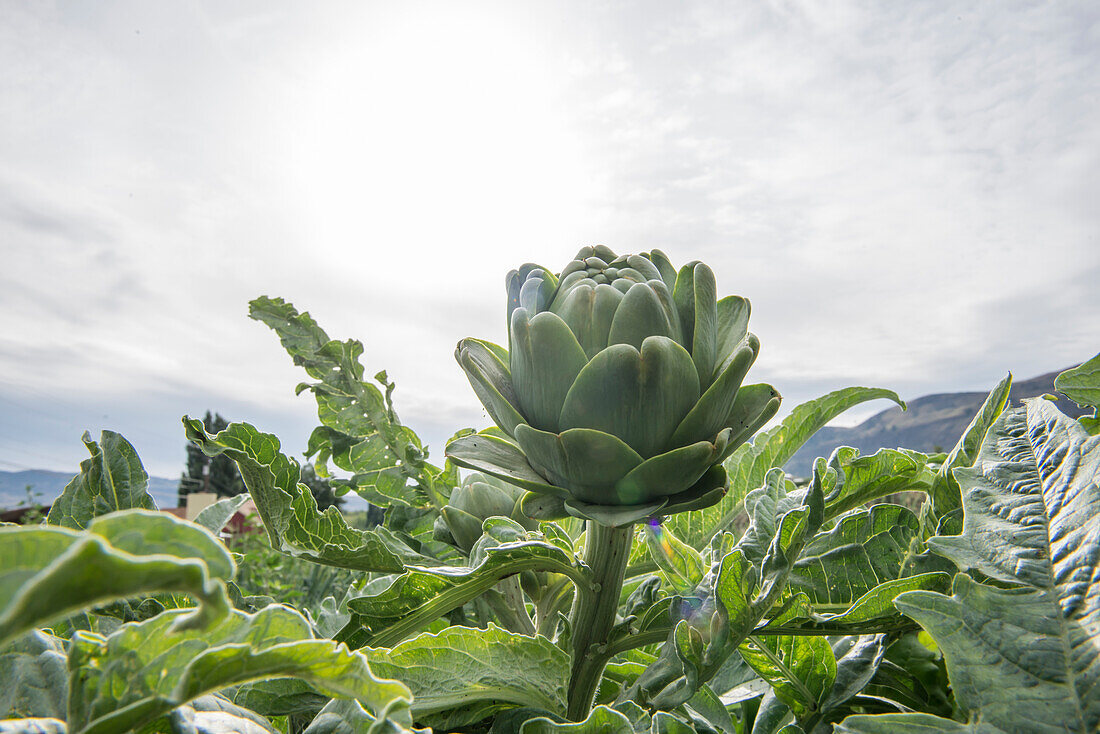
[2,1,1098,485]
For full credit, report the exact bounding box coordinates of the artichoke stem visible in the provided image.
[566,520,633,720]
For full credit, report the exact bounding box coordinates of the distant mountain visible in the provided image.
[784,370,1090,476]
[0,469,181,511]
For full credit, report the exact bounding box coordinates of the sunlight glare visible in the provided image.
[286,5,595,281]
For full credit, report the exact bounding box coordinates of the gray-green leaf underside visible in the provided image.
[1,631,67,721]
[303,697,428,734]
[848,399,1100,733]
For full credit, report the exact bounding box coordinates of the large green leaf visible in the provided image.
[790,504,926,606]
[515,700,706,734]
[931,400,1097,591]
[224,678,327,719]
[363,625,569,729]
[521,705,633,734]
[806,573,951,630]
[161,694,281,734]
[184,419,432,572]
[0,631,67,720]
[0,510,232,647]
[303,698,428,734]
[838,714,994,733]
[342,534,587,648]
[667,387,903,549]
[250,296,455,510]
[46,432,156,529]
[851,399,1100,733]
[66,605,412,734]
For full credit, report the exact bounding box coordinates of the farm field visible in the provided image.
[4,4,1098,733]
[4,248,1099,733]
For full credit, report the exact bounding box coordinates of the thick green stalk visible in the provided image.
[566,521,633,720]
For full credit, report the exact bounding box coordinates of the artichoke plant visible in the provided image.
[446,246,780,526]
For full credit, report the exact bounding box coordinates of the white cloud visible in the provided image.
[1,0,1097,479]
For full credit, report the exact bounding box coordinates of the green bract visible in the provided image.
[446,246,780,524]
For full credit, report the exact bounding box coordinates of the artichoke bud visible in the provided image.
[432,514,457,546]
[447,246,781,524]
[438,471,536,552]
[440,506,484,552]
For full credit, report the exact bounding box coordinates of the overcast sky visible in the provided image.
[2,1,1098,485]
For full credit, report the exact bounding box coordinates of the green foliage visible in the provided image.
[1,631,67,721]
[249,296,456,512]
[5,276,1098,734]
[925,374,1011,525]
[67,605,411,734]
[299,462,345,512]
[843,399,1100,733]
[183,418,427,572]
[230,527,359,614]
[362,624,569,729]
[1,511,233,647]
[341,520,587,648]
[665,386,906,551]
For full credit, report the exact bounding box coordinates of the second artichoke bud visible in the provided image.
[434,471,536,552]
